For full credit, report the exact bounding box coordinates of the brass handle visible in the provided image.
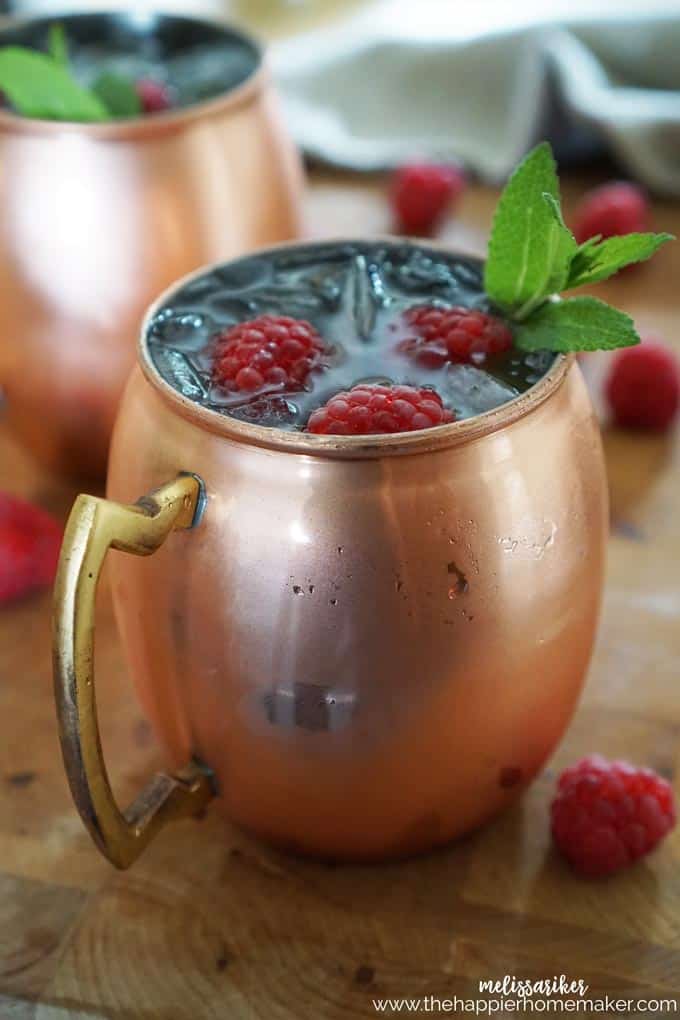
[52,475,214,869]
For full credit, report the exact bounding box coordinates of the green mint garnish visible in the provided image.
[566,232,674,288]
[484,143,575,321]
[484,142,674,352]
[0,24,142,123]
[514,297,639,353]
[48,23,68,67]
[92,72,142,119]
[0,47,108,121]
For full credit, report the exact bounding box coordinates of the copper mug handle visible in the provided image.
[52,475,214,869]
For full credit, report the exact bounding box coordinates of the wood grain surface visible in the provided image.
[1,172,679,1019]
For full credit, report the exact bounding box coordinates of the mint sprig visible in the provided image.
[0,47,108,122]
[92,72,142,119]
[484,142,674,353]
[0,25,140,123]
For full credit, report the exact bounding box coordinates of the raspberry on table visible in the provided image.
[212,315,326,393]
[390,162,466,236]
[397,304,513,366]
[605,339,680,431]
[572,182,649,244]
[0,492,62,606]
[551,755,676,878]
[306,383,454,436]
[136,79,173,115]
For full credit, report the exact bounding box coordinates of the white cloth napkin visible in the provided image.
[271,0,680,194]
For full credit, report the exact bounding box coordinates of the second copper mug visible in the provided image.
[53,241,608,869]
[0,11,303,477]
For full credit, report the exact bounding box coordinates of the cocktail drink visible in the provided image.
[0,12,303,477]
[146,241,554,430]
[52,146,671,867]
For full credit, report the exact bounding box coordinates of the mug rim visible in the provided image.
[0,10,266,139]
[138,238,573,460]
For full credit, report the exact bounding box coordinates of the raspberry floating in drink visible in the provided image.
[212,315,326,393]
[307,384,454,435]
[551,755,676,877]
[398,305,513,366]
[135,78,173,114]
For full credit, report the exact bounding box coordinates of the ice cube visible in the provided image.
[444,363,520,419]
[151,347,207,402]
[338,254,385,341]
[387,248,461,295]
[224,396,299,429]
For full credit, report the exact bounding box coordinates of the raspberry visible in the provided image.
[390,162,466,235]
[0,493,62,606]
[306,383,454,436]
[398,304,513,366]
[551,755,676,878]
[212,315,326,393]
[605,339,680,431]
[136,79,173,115]
[572,182,649,244]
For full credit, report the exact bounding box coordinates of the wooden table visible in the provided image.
[1,172,680,1019]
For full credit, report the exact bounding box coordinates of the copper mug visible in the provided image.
[0,11,303,478]
[53,245,608,868]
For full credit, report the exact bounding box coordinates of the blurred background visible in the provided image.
[3,0,680,191]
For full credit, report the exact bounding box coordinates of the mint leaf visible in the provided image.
[92,72,141,119]
[515,297,640,353]
[484,142,574,319]
[482,140,673,353]
[566,232,674,288]
[48,23,68,67]
[540,192,578,298]
[0,47,108,121]
[568,232,601,262]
